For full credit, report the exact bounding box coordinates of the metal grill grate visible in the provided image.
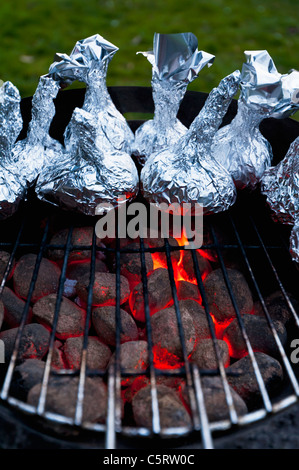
[0,193,298,449]
[0,87,298,449]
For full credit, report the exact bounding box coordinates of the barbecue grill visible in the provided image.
[0,86,298,450]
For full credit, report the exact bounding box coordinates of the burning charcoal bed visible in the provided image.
[0,87,299,450]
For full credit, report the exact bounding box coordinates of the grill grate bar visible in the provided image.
[209,221,273,413]
[74,227,98,426]
[105,233,124,449]
[249,215,299,328]
[114,235,125,434]
[229,213,299,397]
[190,245,239,426]
[0,219,25,295]
[164,239,200,430]
[1,219,50,401]
[192,364,214,449]
[138,236,160,435]
[36,226,74,415]
[106,364,117,449]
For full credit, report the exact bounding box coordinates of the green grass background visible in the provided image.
[0,0,298,116]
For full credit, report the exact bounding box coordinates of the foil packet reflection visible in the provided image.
[0,81,26,219]
[36,107,139,216]
[132,32,215,165]
[261,136,299,263]
[141,70,241,215]
[48,34,134,154]
[12,75,62,186]
[211,50,299,189]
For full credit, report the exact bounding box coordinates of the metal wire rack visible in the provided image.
[0,191,298,449]
[0,87,298,449]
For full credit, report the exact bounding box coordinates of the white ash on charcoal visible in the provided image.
[177,280,201,302]
[129,268,173,323]
[150,306,196,364]
[120,243,154,290]
[227,352,284,408]
[223,315,287,359]
[178,250,212,283]
[0,324,50,363]
[33,294,87,340]
[132,384,191,429]
[1,287,32,328]
[203,268,254,324]
[63,258,108,297]
[48,226,106,263]
[190,339,230,370]
[109,340,149,378]
[51,340,66,369]
[123,375,185,404]
[0,251,15,281]
[182,376,247,422]
[179,299,211,342]
[63,336,111,370]
[92,306,138,346]
[10,359,46,400]
[76,272,130,307]
[67,258,107,281]
[253,291,298,327]
[0,300,3,330]
[13,254,61,303]
[27,376,107,423]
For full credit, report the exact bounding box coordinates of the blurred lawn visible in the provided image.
[0,0,298,117]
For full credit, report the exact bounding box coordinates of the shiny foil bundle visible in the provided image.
[0,81,26,219]
[12,75,62,186]
[211,50,299,189]
[132,32,215,165]
[48,34,134,154]
[141,70,241,214]
[261,136,299,263]
[36,107,139,216]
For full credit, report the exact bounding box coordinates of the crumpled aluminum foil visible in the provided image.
[11,75,62,186]
[0,81,26,219]
[132,32,215,165]
[141,70,241,215]
[211,50,299,189]
[261,136,299,262]
[48,34,134,154]
[36,107,139,216]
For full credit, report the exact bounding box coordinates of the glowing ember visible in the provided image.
[152,345,183,369]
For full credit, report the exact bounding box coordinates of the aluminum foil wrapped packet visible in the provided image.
[132,32,215,165]
[261,136,299,262]
[211,50,299,189]
[36,106,139,216]
[11,75,62,186]
[48,34,134,154]
[0,81,26,219]
[141,70,241,214]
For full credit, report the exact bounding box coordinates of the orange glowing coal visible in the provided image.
[152,345,184,369]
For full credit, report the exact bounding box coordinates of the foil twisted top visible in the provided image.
[132,33,215,164]
[36,107,139,216]
[11,75,62,186]
[0,81,26,219]
[241,50,299,118]
[139,32,215,85]
[211,50,299,189]
[261,136,299,262]
[141,70,240,215]
[48,34,134,154]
